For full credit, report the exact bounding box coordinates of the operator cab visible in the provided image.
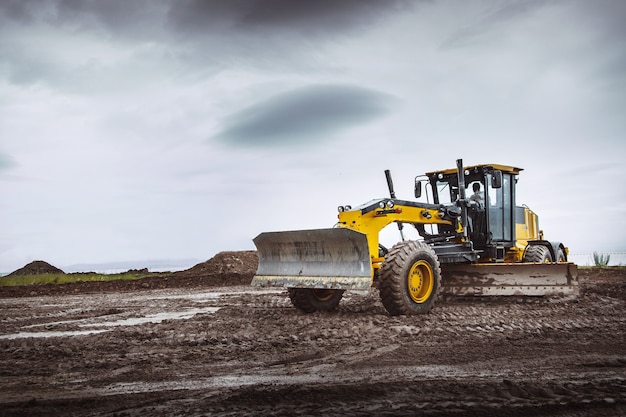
[416,163,523,262]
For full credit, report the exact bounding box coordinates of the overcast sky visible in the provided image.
[1,0,625,272]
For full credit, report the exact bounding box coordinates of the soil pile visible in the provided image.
[172,251,259,285]
[7,260,64,276]
[170,250,258,286]
[0,252,259,297]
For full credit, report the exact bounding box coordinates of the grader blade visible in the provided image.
[440,262,579,297]
[252,228,373,291]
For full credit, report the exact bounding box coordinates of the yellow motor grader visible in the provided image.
[252,159,578,316]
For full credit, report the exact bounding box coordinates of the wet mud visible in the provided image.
[0,268,625,416]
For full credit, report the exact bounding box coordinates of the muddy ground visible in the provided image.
[0,258,625,417]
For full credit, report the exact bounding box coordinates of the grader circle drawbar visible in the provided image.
[252,158,578,316]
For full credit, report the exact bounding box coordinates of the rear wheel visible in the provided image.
[288,288,344,313]
[523,245,553,263]
[379,241,441,316]
[556,248,566,262]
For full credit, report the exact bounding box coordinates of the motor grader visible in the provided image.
[252,159,578,316]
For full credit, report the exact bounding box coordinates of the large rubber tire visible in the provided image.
[378,241,441,316]
[556,248,566,263]
[523,245,553,263]
[288,288,344,313]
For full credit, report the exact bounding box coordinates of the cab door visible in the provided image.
[486,173,515,245]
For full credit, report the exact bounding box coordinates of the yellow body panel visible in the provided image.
[505,206,541,263]
[516,206,540,241]
[337,203,460,272]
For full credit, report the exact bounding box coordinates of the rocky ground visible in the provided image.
[0,255,625,416]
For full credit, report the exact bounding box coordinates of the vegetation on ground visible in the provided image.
[592,252,611,267]
[0,271,171,287]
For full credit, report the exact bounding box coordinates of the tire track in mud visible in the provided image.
[1,285,625,417]
[211,377,626,417]
[203,289,626,417]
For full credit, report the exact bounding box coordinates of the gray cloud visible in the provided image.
[0,0,414,40]
[164,0,418,72]
[215,84,396,147]
[0,0,169,90]
[168,0,414,35]
[0,0,417,91]
[2,0,625,273]
[0,0,160,34]
[441,0,548,49]
[0,154,16,171]
[441,0,626,51]
[0,0,44,23]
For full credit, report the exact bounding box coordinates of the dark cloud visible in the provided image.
[164,0,418,71]
[168,0,414,35]
[0,0,414,39]
[214,84,396,147]
[0,0,47,23]
[0,0,416,89]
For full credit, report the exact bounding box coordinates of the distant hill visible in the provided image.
[62,259,201,273]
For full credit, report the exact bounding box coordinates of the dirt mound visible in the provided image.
[170,251,258,286]
[0,252,259,298]
[7,260,64,276]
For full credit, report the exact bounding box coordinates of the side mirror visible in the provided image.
[414,180,422,198]
[491,170,502,189]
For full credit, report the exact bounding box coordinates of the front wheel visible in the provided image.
[288,288,344,313]
[378,241,441,316]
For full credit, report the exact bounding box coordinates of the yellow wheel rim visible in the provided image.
[312,289,334,302]
[407,260,434,303]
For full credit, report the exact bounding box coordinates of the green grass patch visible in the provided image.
[0,271,172,287]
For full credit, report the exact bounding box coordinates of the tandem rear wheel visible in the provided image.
[378,240,442,316]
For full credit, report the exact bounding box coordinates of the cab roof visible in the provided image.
[426,163,523,176]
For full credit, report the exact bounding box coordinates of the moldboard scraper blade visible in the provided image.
[251,228,372,291]
[440,262,579,297]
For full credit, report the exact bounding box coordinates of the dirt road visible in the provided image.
[1,268,625,416]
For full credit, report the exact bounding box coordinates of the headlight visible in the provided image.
[386,200,394,208]
[379,201,385,209]
[338,206,345,213]
[345,205,351,211]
